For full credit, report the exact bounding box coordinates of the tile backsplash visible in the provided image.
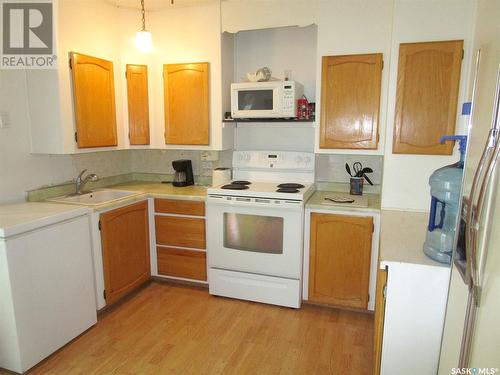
[130,149,233,178]
[315,154,383,185]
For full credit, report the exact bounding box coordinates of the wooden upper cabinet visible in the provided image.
[70,52,117,148]
[393,40,464,155]
[309,213,373,309]
[320,53,383,150]
[163,62,209,145]
[100,201,150,305]
[126,64,150,145]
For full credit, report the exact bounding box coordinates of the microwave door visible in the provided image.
[231,85,282,118]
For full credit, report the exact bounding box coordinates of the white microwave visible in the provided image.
[230,81,303,119]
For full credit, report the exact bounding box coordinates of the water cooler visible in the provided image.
[423,135,468,264]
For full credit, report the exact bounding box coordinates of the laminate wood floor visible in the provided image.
[4,282,373,375]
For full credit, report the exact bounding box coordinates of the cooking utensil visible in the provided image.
[364,174,374,185]
[353,162,363,177]
[361,167,373,175]
[345,163,353,177]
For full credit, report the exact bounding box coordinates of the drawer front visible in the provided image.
[154,199,205,216]
[157,247,207,281]
[155,216,206,249]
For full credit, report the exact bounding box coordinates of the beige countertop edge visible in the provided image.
[305,190,381,213]
[44,183,207,212]
[379,209,450,269]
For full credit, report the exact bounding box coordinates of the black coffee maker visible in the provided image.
[172,159,194,187]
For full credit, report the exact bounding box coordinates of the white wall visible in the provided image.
[117,0,232,151]
[314,0,394,155]
[234,26,318,100]
[381,0,476,211]
[0,71,131,204]
[0,71,73,203]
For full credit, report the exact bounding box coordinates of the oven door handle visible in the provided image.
[207,196,304,211]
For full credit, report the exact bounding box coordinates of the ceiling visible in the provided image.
[105,0,215,11]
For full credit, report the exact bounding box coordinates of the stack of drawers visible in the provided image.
[154,199,207,282]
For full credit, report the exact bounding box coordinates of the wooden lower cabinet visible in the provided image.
[157,247,207,281]
[373,267,388,375]
[308,213,373,309]
[100,200,151,305]
[155,216,206,249]
[154,199,207,283]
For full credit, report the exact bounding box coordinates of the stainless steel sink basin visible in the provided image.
[48,189,143,206]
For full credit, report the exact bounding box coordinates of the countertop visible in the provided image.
[108,182,207,201]
[379,210,449,268]
[305,190,381,213]
[0,202,89,238]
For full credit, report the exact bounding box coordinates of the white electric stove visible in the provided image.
[206,151,315,308]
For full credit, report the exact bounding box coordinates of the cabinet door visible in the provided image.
[163,62,209,145]
[100,201,150,305]
[70,52,117,148]
[393,40,463,155]
[126,64,150,145]
[320,54,383,149]
[309,213,373,309]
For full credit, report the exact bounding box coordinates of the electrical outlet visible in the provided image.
[0,112,10,129]
[201,151,219,161]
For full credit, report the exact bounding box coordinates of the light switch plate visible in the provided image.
[0,112,9,128]
[201,151,219,161]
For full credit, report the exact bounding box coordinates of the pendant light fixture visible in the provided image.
[135,0,152,53]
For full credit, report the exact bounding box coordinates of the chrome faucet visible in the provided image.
[75,169,99,195]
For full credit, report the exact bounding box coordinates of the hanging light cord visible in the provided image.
[140,0,146,31]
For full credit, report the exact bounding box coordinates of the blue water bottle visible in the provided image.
[423,135,468,264]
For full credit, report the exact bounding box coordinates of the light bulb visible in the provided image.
[135,31,152,53]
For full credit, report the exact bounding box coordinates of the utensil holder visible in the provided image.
[350,177,364,195]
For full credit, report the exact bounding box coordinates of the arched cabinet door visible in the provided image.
[70,52,117,148]
[393,40,463,155]
[320,53,383,150]
[163,62,209,145]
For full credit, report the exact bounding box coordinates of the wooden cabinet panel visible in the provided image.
[126,64,150,145]
[373,267,387,375]
[70,52,117,148]
[163,62,209,145]
[157,247,207,281]
[320,54,383,149]
[154,199,205,217]
[393,40,463,155]
[100,201,150,305]
[155,216,206,249]
[309,213,373,309]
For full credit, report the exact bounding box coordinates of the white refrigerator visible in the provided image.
[438,1,500,371]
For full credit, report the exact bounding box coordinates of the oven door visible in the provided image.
[207,196,303,279]
[231,84,282,118]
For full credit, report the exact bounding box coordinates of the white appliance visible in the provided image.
[0,203,97,373]
[212,167,232,187]
[207,151,314,308]
[230,81,304,119]
[438,13,500,372]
